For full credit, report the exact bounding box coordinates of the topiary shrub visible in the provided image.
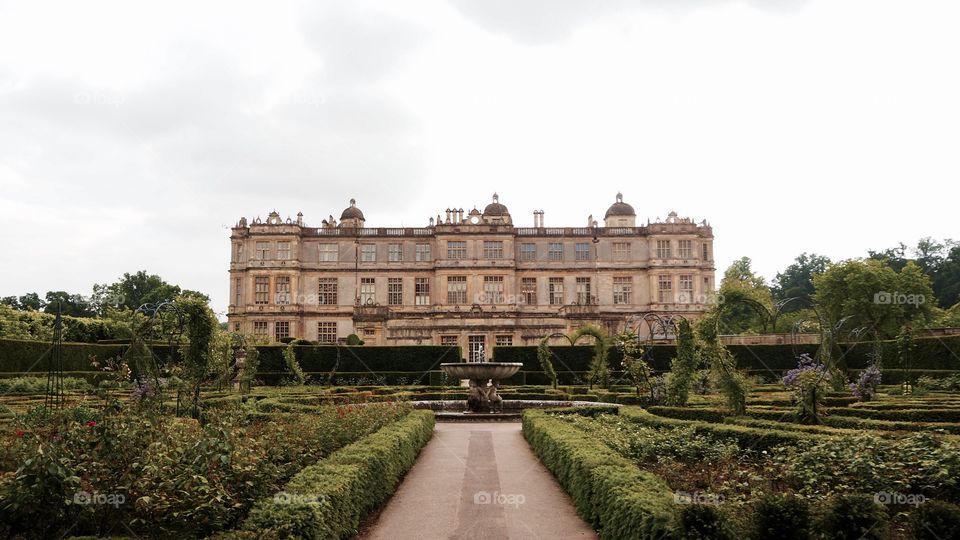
[753,493,810,540]
[816,494,888,540]
[908,500,960,540]
[674,504,734,540]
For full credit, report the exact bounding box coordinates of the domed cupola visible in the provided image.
[481,193,512,225]
[338,198,366,227]
[604,193,636,227]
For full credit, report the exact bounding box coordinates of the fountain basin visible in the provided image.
[439,362,522,381]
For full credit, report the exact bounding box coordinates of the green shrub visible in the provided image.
[243,410,434,539]
[753,493,810,540]
[673,504,734,540]
[908,500,960,540]
[815,494,888,540]
[522,410,675,539]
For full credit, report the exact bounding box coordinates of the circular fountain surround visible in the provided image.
[439,362,522,380]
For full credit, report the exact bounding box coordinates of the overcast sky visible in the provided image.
[1,0,957,318]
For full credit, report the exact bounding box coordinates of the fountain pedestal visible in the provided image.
[440,362,522,414]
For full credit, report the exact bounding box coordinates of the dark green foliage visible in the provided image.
[537,337,558,389]
[674,504,734,540]
[908,500,960,540]
[816,494,888,540]
[753,493,810,540]
[667,320,697,405]
[522,410,676,539]
[243,411,434,539]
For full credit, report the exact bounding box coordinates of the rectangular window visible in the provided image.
[548,243,563,261]
[441,335,459,347]
[521,277,537,305]
[416,243,431,262]
[275,276,291,305]
[388,278,403,305]
[447,276,467,304]
[274,321,290,342]
[678,240,693,259]
[656,240,671,259]
[388,243,403,262]
[415,277,430,305]
[613,242,631,261]
[360,277,376,305]
[468,335,486,362]
[317,322,337,344]
[679,274,694,302]
[319,243,339,262]
[318,278,338,305]
[234,278,241,305]
[447,241,467,259]
[658,275,673,303]
[483,240,504,259]
[519,243,536,261]
[256,241,270,260]
[361,244,376,262]
[495,335,513,347]
[482,276,504,303]
[575,243,591,261]
[255,276,270,305]
[702,243,710,261]
[575,277,591,305]
[549,277,564,305]
[613,277,632,305]
[253,321,268,336]
[277,241,291,260]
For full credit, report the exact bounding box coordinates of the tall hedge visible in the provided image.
[243,410,434,538]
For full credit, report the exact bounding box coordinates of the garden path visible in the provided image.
[358,422,597,540]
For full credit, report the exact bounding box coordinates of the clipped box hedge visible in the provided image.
[242,410,434,539]
[619,406,814,451]
[522,409,676,539]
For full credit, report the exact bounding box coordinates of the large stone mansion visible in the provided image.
[227,194,716,359]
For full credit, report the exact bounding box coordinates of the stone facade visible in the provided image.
[227,194,716,359]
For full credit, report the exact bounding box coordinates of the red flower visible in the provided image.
[14,430,24,437]
[86,420,97,428]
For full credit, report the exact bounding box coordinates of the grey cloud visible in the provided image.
[449,0,808,44]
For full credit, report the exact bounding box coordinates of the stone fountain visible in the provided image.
[440,361,522,413]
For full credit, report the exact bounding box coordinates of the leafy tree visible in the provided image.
[1,293,44,311]
[933,244,960,309]
[42,291,94,317]
[772,253,831,311]
[868,242,910,273]
[813,259,934,340]
[715,256,774,334]
[92,270,209,314]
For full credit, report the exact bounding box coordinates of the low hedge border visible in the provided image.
[242,410,434,539]
[522,410,676,539]
[619,407,814,451]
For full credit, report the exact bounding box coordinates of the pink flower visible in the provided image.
[86,420,97,428]
[14,430,24,437]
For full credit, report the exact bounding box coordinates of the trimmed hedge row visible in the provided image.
[618,407,815,451]
[495,335,960,372]
[522,410,676,539]
[242,410,434,539]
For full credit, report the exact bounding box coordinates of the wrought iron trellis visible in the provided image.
[43,304,65,410]
[124,301,186,409]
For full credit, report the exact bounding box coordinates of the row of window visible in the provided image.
[243,275,706,307]
[246,319,522,348]
[235,239,712,263]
